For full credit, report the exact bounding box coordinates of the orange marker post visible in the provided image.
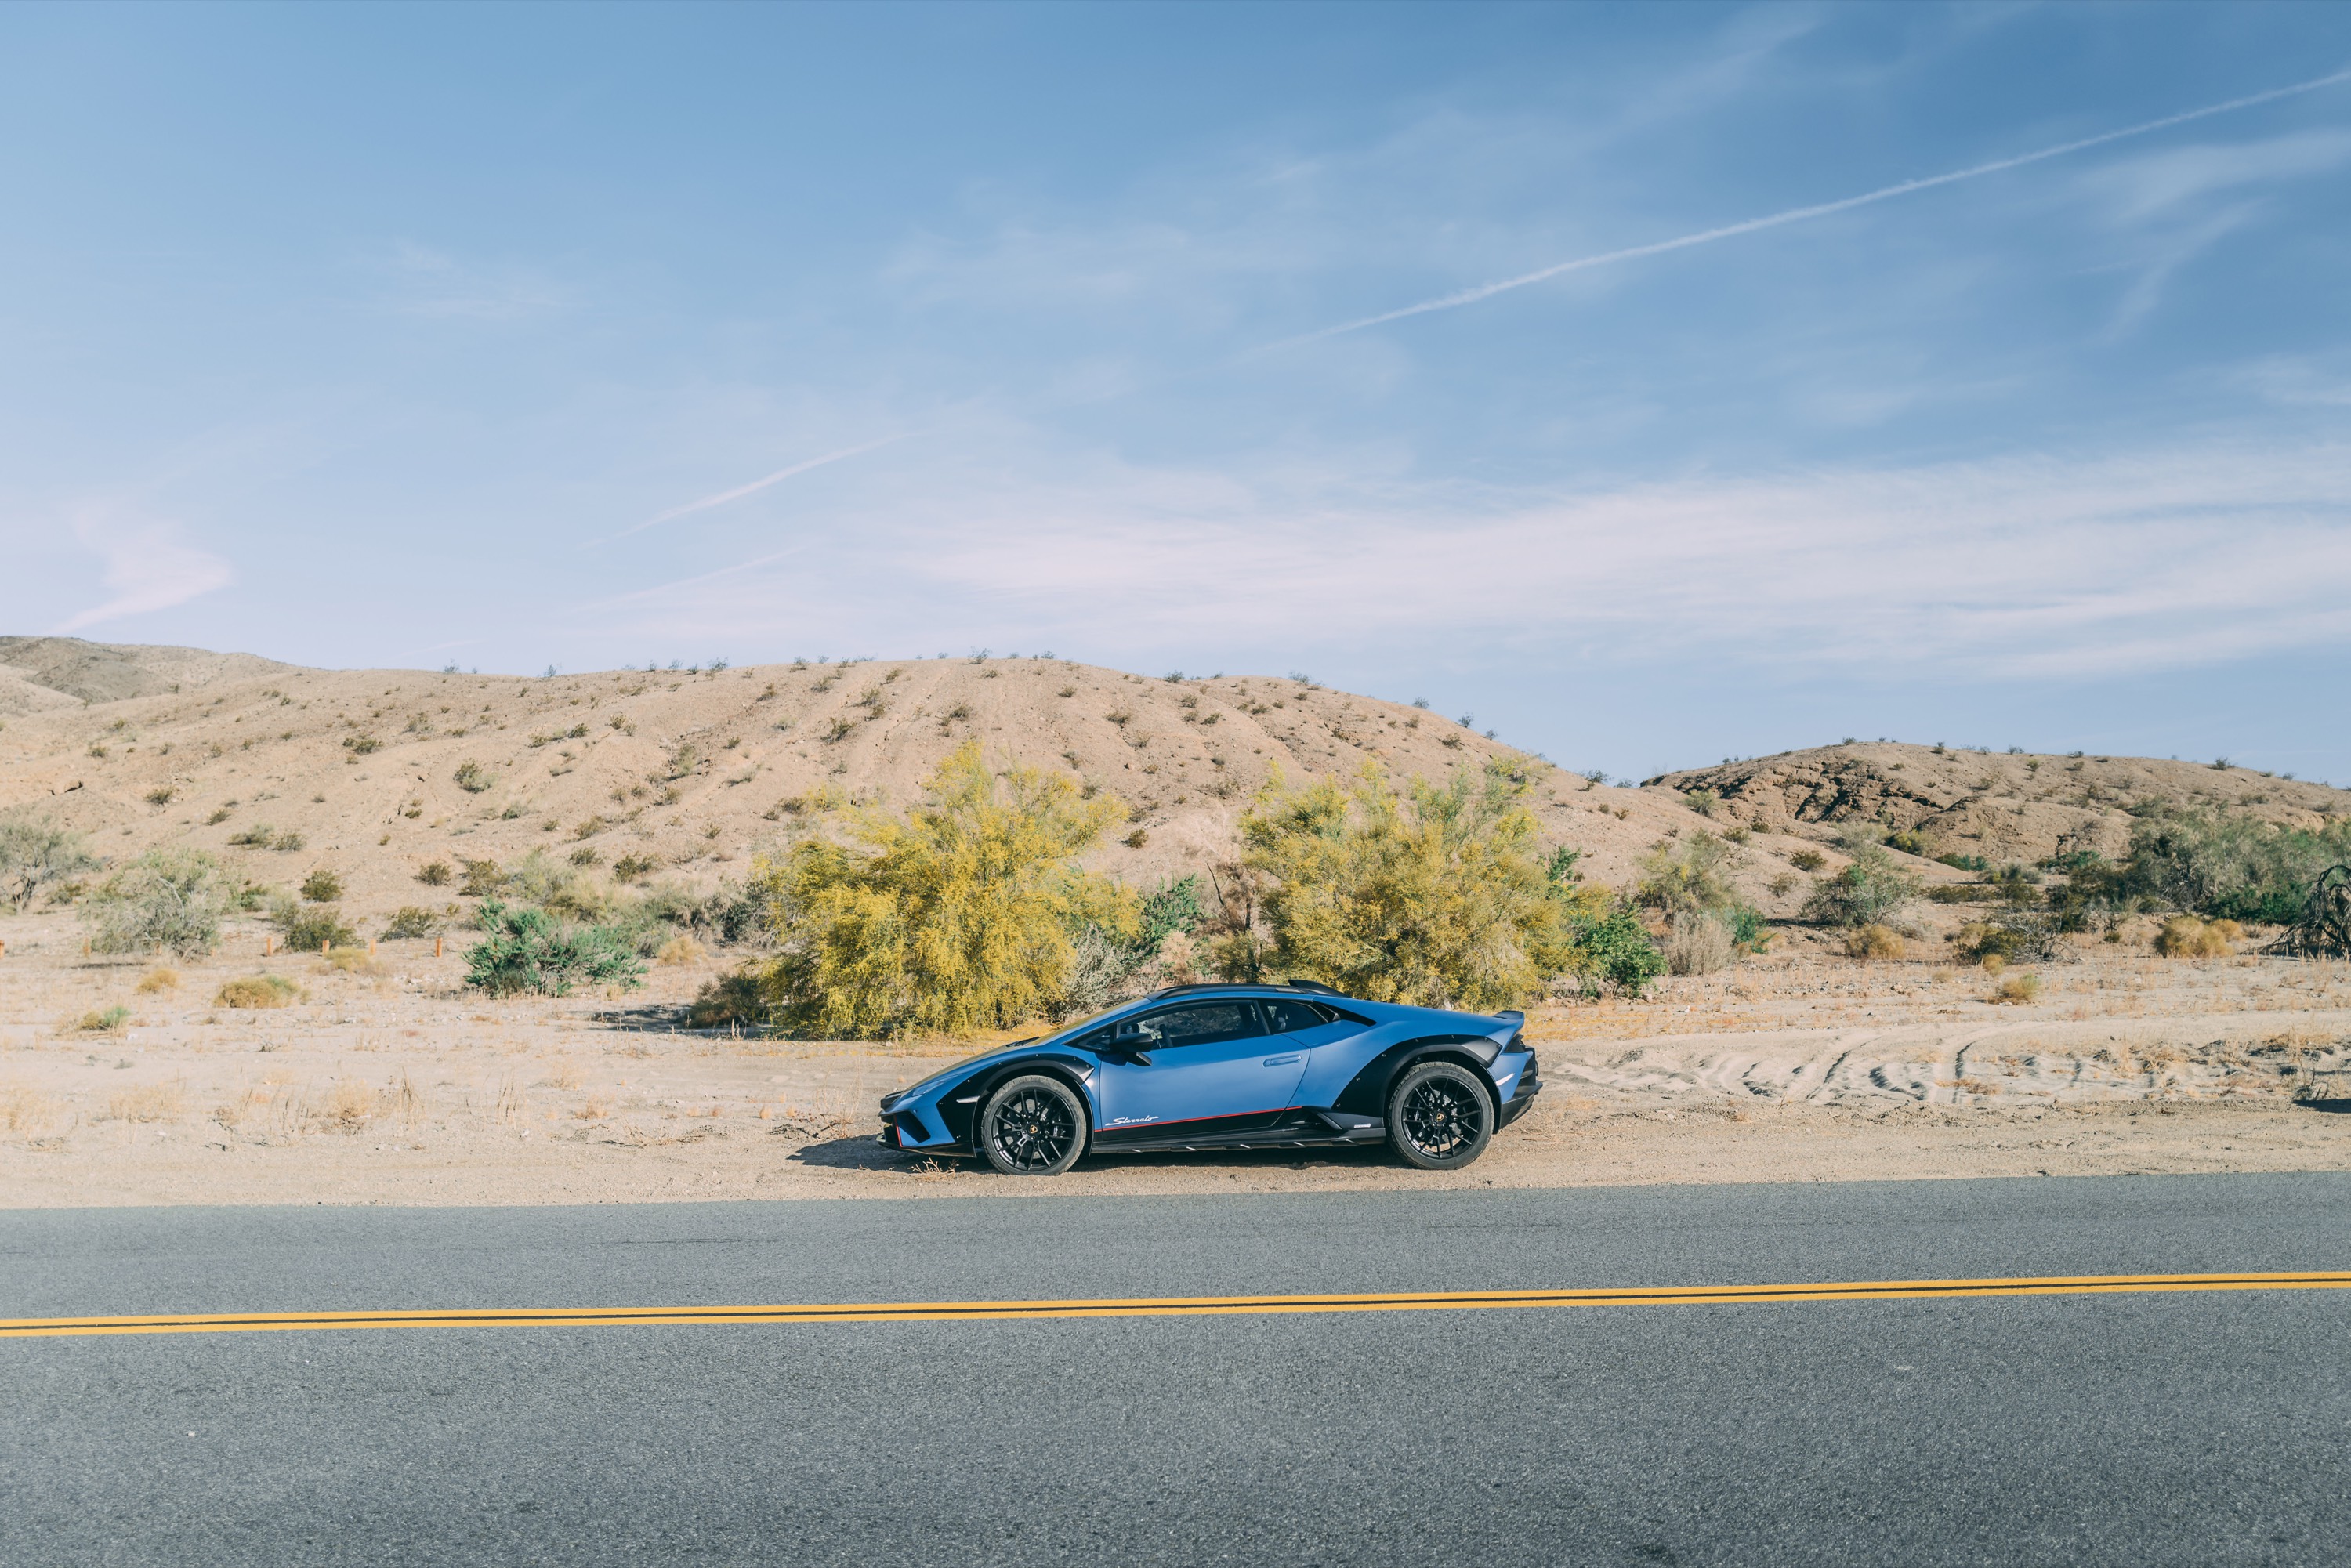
[321,940,330,956]
[435,936,444,958]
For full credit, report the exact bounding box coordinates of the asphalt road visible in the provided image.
[5,1174,2349,1566]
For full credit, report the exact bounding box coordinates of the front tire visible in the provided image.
[1386,1061,1494,1171]
[977,1075,1088,1176]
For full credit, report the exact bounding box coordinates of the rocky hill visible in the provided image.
[0,641,1718,928]
[1644,742,2348,865]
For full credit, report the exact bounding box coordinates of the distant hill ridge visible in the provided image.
[1646,742,2346,866]
[1,639,2339,929]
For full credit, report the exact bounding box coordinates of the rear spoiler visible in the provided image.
[1494,1010,1524,1027]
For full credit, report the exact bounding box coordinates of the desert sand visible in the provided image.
[4,905,2345,1208]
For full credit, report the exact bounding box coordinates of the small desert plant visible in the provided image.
[381,906,440,939]
[271,831,306,853]
[464,900,647,998]
[453,759,492,793]
[1956,911,2062,965]
[1681,788,1719,818]
[1844,923,1904,960]
[1123,828,1150,849]
[1664,911,1736,975]
[136,967,179,994]
[656,934,705,966]
[143,785,176,806]
[416,860,452,886]
[216,975,299,1009]
[318,946,385,974]
[300,867,344,903]
[0,806,99,912]
[1801,844,1920,929]
[75,1005,132,1034]
[103,1081,183,1121]
[611,854,656,882]
[270,897,357,953]
[687,970,766,1028]
[2154,914,2234,959]
[458,857,505,897]
[1636,831,1740,918]
[1788,849,1826,872]
[569,846,602,867]
[1991,972,2042,1005]
[82,848,237,958]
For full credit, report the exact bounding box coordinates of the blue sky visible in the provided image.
[5,2,2350,781]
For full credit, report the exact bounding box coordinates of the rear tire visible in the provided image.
[978,1075,1088,1176]
[1386,1061,1494,1171]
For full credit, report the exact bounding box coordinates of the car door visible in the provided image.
[1259,997,1377,1110]
[1090,1000,1305,1142]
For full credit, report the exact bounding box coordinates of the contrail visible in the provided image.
[1273,64,2351,349]
[616,434,905,537]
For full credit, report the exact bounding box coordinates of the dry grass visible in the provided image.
[73,1006,132,1034]
[1,1084,65,1138]
[102,1081,185,1123]
[135,967,179,994]
[1991,973,2043,1005]
[317,947,386,976]
[655,934,705,967]
[216,975,298,1009]
[2154,915,2236,959]
[1844,924,1905,961]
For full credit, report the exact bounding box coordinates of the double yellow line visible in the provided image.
[4,1270,2347,1338]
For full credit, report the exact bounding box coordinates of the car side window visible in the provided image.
[1259,998,1332,1034]
[1128,1001,1265,1051]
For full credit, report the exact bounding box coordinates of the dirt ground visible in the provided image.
[5,911,2348,1208]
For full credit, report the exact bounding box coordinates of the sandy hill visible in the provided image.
[0,645,1721,927]
[0,636,296,718]
[1644,742,2349,865]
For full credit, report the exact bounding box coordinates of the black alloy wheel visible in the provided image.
[978,1074,1088,1176]
[1386,1060,1494,1171]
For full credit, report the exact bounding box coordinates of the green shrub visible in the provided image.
[271,897,357,952]
[1213,760,1588,1010]
[463,899,647,998]
[454,760,492,793]
[458,857,505,896]
[612,854,656,882]
[1788,849,1826,872]
[1635,832,1738,918]
[1800,843,1920,928]
[1937,853,1989,872]
[753,741,1133,1037]
[1563,906,1665,998]
[0,807,97,912]
[416,860,452,886]
[300,867,343,903]
[82,848,236,958]
[2125,806,2351,923]
[75,1005,132,1034]
[381,906,440,939]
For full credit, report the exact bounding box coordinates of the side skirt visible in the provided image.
[1103,1109,1385,1155]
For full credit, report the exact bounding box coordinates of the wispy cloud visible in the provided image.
[1269,64,2351,348]
[54,512,234,633]
[376,241,569,321]
[568,426,2351,682]
[617,436,908,537]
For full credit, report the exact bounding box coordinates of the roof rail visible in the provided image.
[1143,980,1346,1001]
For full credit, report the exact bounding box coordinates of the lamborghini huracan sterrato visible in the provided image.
[876,982,1539,1175]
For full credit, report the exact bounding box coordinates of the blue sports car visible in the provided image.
[877,982,1540,1175]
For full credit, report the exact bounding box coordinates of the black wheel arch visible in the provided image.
[1334,1036,1503,1118]
[938,1053,1098,1150]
